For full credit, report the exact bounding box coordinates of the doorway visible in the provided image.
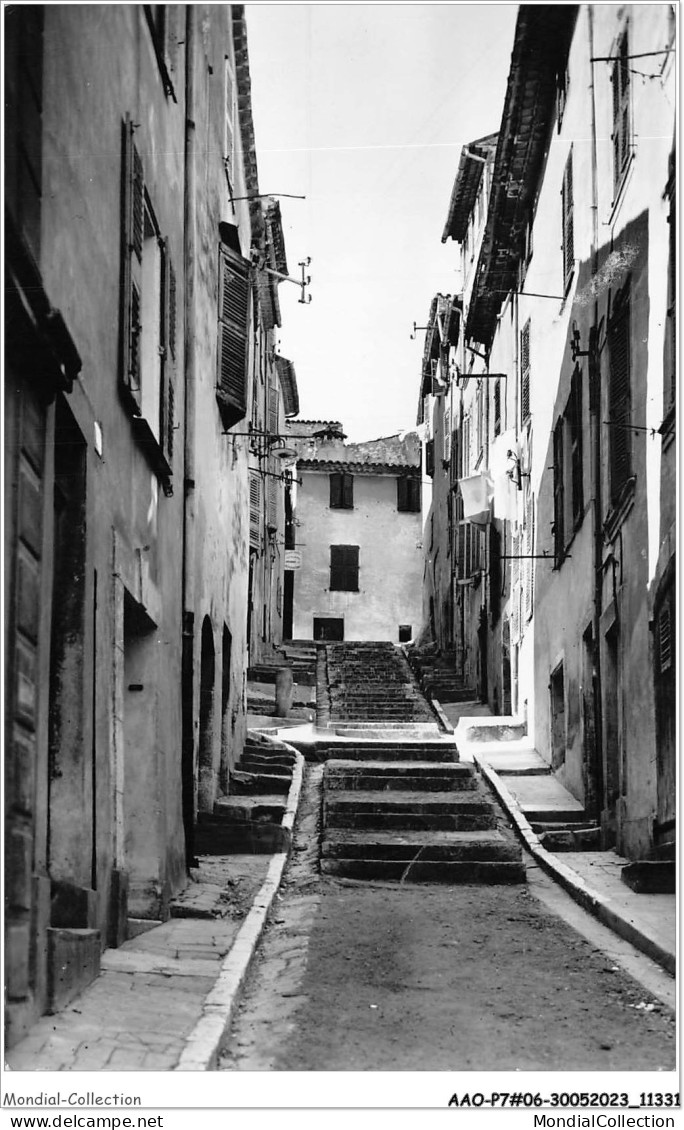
[283,570,294,640]
[122,590,159,917]
[550,662,566,770]
[48,397,89,895]
[198,616,216,813]
[313,617,344,642]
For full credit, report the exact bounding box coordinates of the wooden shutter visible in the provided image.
[425,439,435,477]
[249,473,261,548]
[342,473,353,509]
[493,379,501,437]
[330,473,342,508]
[608,288,631,501]
[121,117,143,410]
[612,31,631,192]
[164,5,181,78]
[268,380,279,437]
[523,493,535,622]
[520,320,531,423]
[562,150,574,287]
[444,404,452,463]
[160,239,176,467]
[553,418,565,562]
[267,473,278,531]
[217,245,251,429]
[569,369,583,524]
[658,601,673,674]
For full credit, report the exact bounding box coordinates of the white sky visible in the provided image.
[245,2,519,442]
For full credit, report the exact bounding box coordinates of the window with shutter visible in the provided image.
[330,472,354,509]
[425,439,435,478]
[330,545,359,592]
[120,118,174,485]
[444,405,452,464]
[520,320,531,424]
[612,29,632,197]
[397,475,421,513]
[608,285,632,503]
[216,245,251,429]
[121,117,143,410]
[249,473,261,549]
[562,149,574,289]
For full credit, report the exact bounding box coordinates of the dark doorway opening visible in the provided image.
[550,662,566,770]
[48,396,89,898]
[198,616,216,813]
[283,570,294,640]
[313,617,344,642]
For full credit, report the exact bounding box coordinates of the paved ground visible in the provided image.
[7,857,271,1071]
[220,767,676,1074]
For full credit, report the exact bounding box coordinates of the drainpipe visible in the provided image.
[588,6,605,822]
[181,6,198,868]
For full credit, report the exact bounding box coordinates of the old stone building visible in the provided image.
[4,4,299,1043]
[417,3,675,861]
[285,423,424,643]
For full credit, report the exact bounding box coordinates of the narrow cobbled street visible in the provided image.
[220,765,676,1073]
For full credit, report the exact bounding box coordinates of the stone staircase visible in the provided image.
[323,641,437,725]
[320,751,526,883]
[194,734,297,854]
[248,640,317,687]
[406,648,477,704]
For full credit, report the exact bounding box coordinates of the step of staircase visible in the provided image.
[313,741,459,762]
[324,760,476,791]
[324,790,499,831]
[320,858,527,883]
[319,751,525,883]
[321,828,522,862]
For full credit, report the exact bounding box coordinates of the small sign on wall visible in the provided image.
[285,550,302,569]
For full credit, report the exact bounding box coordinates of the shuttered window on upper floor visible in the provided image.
[216,244,251,430]
[120,116,176,486]
[611,28,632,199]
[330,545,359,592]
[397,475,421,513]
[249,472,261,549]
[330,472,354,509]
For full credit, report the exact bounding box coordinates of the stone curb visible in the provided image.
[174,738,305,1071]
[474,755,676,978]
[429,697,455,735]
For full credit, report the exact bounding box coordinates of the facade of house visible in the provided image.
[4,3,298,1044]
[285,423,424,643]
[418,3,675,861]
